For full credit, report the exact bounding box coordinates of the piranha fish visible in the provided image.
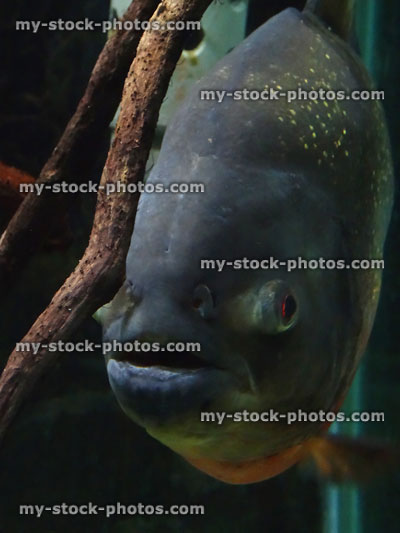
[96,0,395,484]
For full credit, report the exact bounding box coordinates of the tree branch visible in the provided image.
[0,0,160,289]
[0,0,212,444]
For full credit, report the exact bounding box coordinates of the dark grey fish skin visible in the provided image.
[99,8,393,466]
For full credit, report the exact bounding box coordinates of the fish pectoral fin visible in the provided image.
[303,434,400,484]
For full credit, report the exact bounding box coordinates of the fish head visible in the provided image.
[100,153,356,465]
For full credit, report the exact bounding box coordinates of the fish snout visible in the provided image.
[104,288,219,371]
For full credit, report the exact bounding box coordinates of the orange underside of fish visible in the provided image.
[183,402,346,484]
[184,443,307,484]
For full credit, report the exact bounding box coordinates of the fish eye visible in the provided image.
[258,281,299,334]
[225,281,299,334]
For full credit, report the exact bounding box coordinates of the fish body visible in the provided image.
[98,3,394,483]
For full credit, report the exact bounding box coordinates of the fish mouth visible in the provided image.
[106,343,241,428]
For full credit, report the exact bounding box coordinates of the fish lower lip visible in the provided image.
[106,359,237,425]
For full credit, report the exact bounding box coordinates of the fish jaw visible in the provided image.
[106,359,240,429]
